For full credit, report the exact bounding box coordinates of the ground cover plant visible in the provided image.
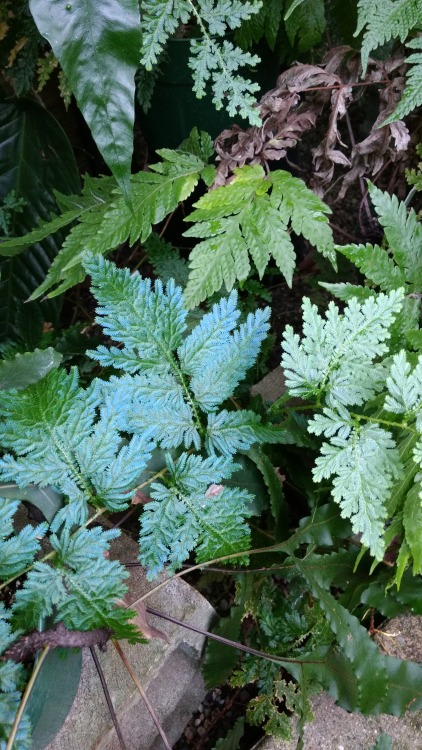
[1,1,422,749]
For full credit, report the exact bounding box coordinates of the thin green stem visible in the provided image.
[6,645,50,750]
[350,412,416,432]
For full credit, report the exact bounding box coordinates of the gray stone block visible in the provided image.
[46,531,216,750]
[251,615,422,750]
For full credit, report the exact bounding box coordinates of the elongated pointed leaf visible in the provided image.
[29,0,141,201]
[0,98,80,342]
[25,648,82,750]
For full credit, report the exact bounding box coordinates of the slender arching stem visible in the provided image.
[6,645,50,750]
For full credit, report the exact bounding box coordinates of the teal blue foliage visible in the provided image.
[0,498,47,579]
[140,452,253,576]
[0,606,32,750]
[83,254,278,575]
[11,526,140,639]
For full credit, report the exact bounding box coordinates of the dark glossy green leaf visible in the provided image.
[291,552,388,713]
[297,503,352,547]
[29,0,141,201]
[0,98,80,342]
[211,718,245,750]
[246,445,289,539]
[403,482,422,574]
[25,648,82,750]
[0,348,62,390]
[203,576,252,688]
[0,483,63,523]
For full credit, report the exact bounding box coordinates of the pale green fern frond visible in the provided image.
[140,0,192,68]
[26,150,205,300]
[356,0,422,73]
[385,350,422,415]
[184,165,334,308]
[141,0,262,124]
[281,290,404,408]
[310,418,401,558]
[0,368,156,529]
[189,39,261,121]
[11,528,139,639]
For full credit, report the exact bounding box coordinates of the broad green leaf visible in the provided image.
[291,552,388,712]
[211,718,245,750]
[246,445,290,540]
[297,503,352,547]
[29,0,141,201]
[0,348,62,391]
[0,98,80,341]
[25,648,82,750]
[403,482,422,574]
[0,483,63,523]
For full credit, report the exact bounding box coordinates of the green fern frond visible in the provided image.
[385,36,422,122]
[184,165,334,308]
[0,499,47,579]
[356,0,422,73]
[27,151,205,299]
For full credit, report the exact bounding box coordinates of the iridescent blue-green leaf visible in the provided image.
[0,98,80,342]
[29,0,141,202]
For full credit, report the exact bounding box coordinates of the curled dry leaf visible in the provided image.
[213,46,410,200]
[205,483,224,498]
[131,489,151,505]
[117,597,168,642]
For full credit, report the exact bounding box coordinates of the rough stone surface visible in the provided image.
[46,531,216,750]
[251,615,422,750]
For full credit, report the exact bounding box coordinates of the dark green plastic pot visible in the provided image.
[140,38,279,151]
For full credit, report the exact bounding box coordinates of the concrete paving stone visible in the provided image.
[45,531,216,750]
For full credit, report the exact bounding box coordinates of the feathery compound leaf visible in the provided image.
[184,166,334,307]
[85,254,188,371]
[281,289,404,408]
[335,243,407,292]
[367,183,422,291]
[30,152,204,300]
[139,483,252,578]
[0,368,155,527]
[0,608,31,749]
[139,454,253,577]
[189,39,261,124]
[385,36,422,122]
[189,307,271,410]
[356,0,422,73]
[12,527,136,638]
[311,419,401,558]
[385,350,422,417]
[141,0,262,123]
[205,409,287,455]
[0,498,47,579]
